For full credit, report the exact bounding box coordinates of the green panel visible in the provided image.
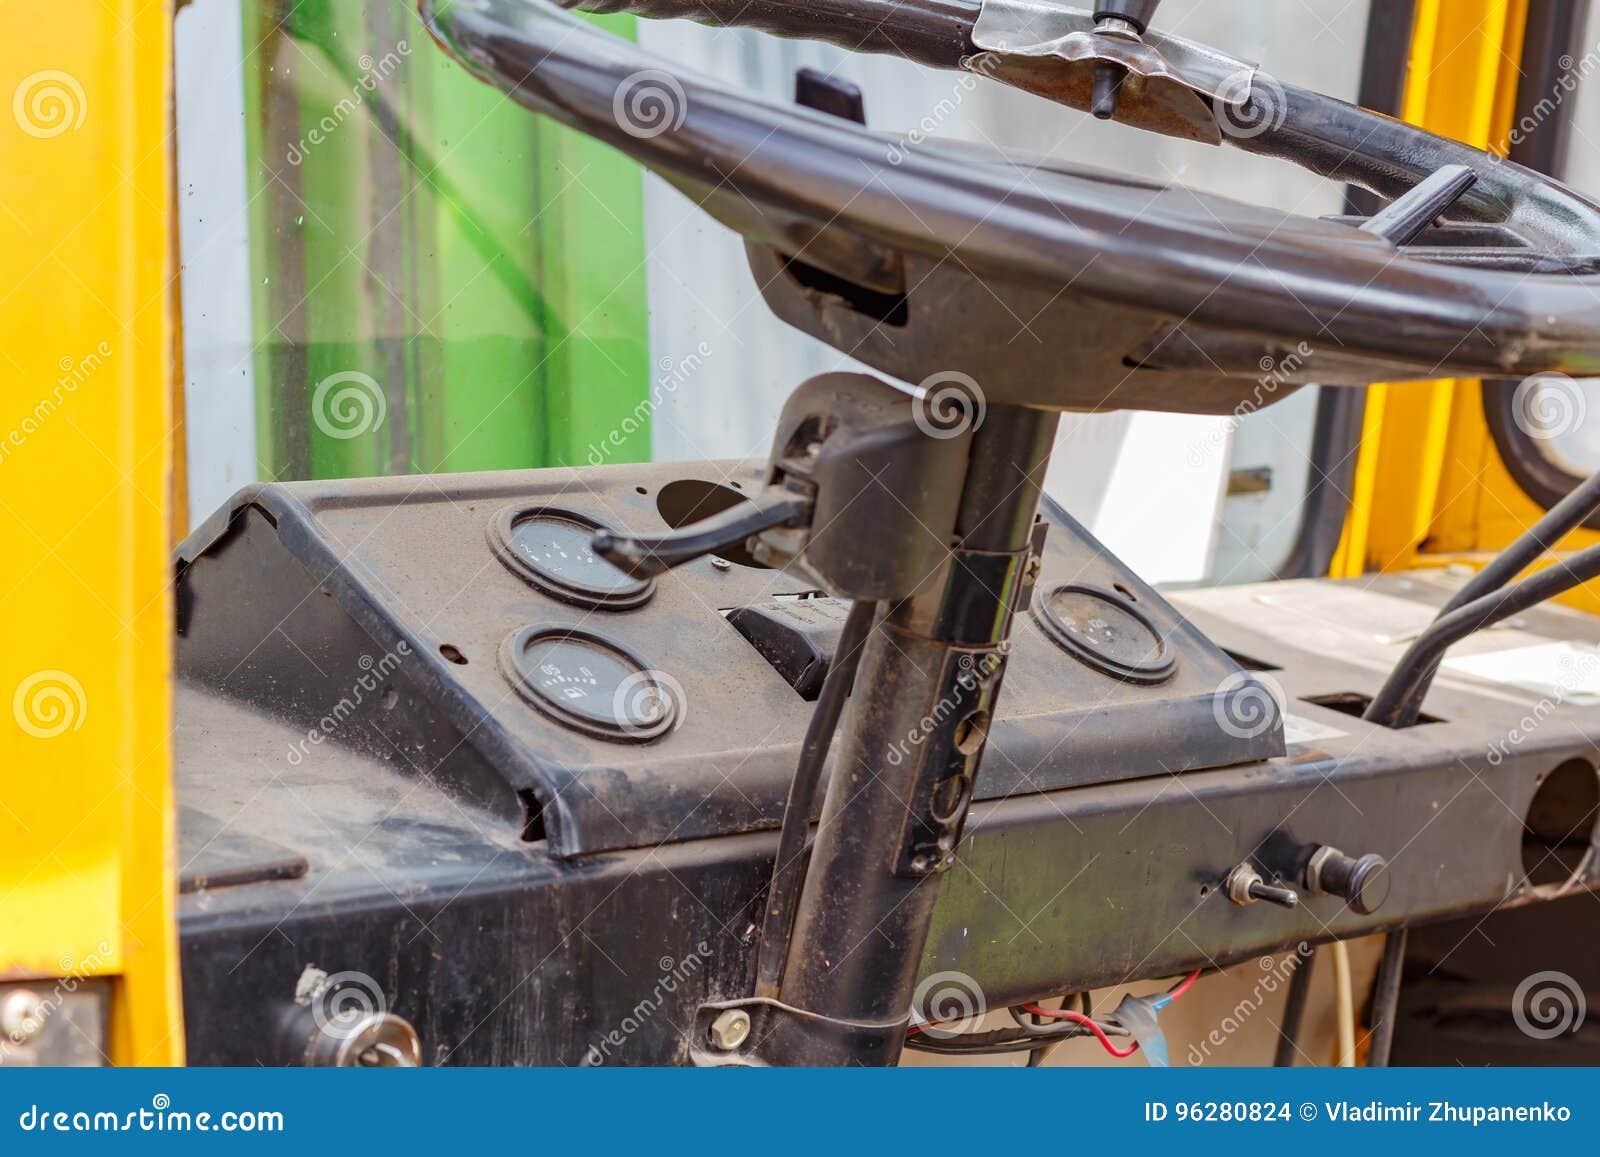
[240,1,650,479]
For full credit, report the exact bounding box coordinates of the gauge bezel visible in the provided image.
[499,624,677,742]
[1032,583,1175,685]
[488,505,654,611]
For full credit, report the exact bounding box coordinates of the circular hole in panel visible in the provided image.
[440,644,469,666]
[952,710,991,756]
[1522,759,1599,888]
[655,478,771,569]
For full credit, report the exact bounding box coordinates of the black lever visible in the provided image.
[592,490,812,580]
[1360,164,1477,245]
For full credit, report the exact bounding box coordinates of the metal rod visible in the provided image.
[754,599,878,999]
[1367,929,1408,1066]
[1274,947,1316,1066]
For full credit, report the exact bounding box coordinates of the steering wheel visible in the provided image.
[418,0,1600,415]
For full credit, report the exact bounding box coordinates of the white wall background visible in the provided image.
[175,0,258,529]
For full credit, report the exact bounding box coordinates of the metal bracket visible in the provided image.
[970,0,1262,144]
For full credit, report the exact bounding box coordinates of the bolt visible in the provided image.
[708,1008,751,1051]
[710,556,732,572]
[1023,553,1042,585]
[1,990,46,1045]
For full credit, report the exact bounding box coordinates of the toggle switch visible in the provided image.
[1224,862,1299,908]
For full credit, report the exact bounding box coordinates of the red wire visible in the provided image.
[1167,969,1202,1002]
[1019,1006,1140,1058]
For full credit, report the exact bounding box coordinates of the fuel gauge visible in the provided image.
[490,506,653,610]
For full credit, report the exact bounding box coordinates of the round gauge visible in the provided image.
[1033,584,1175,684]
[500,626,678,742]
[489,506,653,610]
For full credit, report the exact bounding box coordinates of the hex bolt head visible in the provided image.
[708,1009,751,1051]
[1,989,46,1045]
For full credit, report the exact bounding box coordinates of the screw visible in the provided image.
[710,556,732,572]
[708,1009,751,1051]
[1,990,46,1045]
[1023,553,1042,585]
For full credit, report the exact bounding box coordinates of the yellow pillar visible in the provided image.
[1331,0,1529,577]
[0,0,183,1062]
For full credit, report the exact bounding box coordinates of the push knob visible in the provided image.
[1305,846,1390,915]
[1224,862,1298,908]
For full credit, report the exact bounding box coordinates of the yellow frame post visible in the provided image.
[1332,0,1529,578]
[0,0,183,1062]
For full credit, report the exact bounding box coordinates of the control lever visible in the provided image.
[592,489,812,579]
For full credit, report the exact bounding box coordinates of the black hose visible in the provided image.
[1445,467,1600,617]
[1365,537,1600,727]
[1365,465,1600,728]
[753,599,877,998]
[1366,928,1408,1066]
[1273,947,1317,1066]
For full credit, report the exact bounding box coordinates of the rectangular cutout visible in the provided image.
[1301,691,1444,727]
[1222,648,1282,672]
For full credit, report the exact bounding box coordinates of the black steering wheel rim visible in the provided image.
[420,0,1600,399]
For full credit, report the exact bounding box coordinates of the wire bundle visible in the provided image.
[904,971,1200,1061]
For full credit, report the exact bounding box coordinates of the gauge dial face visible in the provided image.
[492,507,653,610]
[502,628,676,741]
[1035,585,1174,684]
